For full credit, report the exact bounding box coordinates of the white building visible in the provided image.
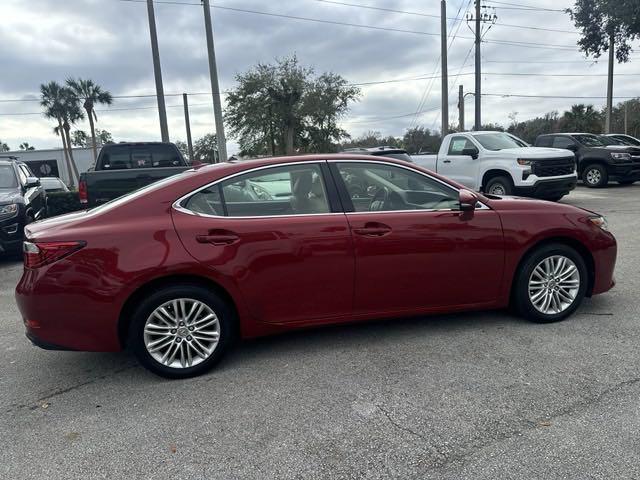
[4,147,100,186]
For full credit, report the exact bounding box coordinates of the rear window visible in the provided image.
[536,136,553,147]
[98,145,184,170]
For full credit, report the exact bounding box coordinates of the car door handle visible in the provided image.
[442,159,452,163]
[352,223,392,237]
[196,232,240,245]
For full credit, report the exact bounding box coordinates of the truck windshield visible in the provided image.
[471,133,525,151]
[0,165,18,188]
[574,134,605,147]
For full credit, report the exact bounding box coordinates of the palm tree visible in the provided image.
[561,104,604,133]
[41,81,74,186]
[60,90,84,184]
[66,78,113,162]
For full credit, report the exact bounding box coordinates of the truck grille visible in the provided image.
[532,157,575,177]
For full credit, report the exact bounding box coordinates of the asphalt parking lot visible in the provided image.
[1,184,639,480]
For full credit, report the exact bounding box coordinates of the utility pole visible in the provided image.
[605,32,615,134]
[466,1,496,131]
[474,0,481,131]
[202,0,228,162]
[183,93,195,163]
[441,0,449,137]
[458,85,464,132]
[146,0,169,142]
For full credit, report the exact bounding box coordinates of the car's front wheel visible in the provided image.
[129,284,234,378]
[513,243,588,323]
[484,175,513,196]
[582,164,608,188]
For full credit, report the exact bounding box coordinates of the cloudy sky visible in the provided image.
[1,0,638,154]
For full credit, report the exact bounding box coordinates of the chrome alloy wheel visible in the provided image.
[488,183,506,195]
[143,298,220,369]
[586,168,602,186]
[528,255,580,315]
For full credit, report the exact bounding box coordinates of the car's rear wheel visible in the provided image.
[513,244,587,323]
[582,164,608,188]
[129,284,234,378]
[485,175,513,196]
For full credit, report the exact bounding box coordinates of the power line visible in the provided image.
[0,102,212,117]
[484,1,565,12]
[0,92,223,103]
[116,0,580,50]
[483,71,640,77]
[482,92,638,99]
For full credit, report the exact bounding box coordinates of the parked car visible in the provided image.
[0,158,47,254]
[79,142,190,207]
[604,133,640,147]
[341,146,414,162]
[16,154,617,378]
[412,131,577,201]
[535,133,640,187]
[39,176,69,193]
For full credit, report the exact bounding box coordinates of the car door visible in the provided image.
[437,135,479,187]
[330,160,504,315]
[17,164,45,219]
[172,161,355,325]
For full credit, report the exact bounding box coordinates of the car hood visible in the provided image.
[485,195,584,213]
[0,188,22,204]
[492,147,572,159]
[604,145,640,154]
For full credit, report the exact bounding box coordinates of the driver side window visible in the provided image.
[448,136,475,155]
[336,162,459,212]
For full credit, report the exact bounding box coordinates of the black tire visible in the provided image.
[582,164,608,188]
[513,243,588,324]
[484,175,513,196]
[128,284,234,379]
[544,195,564,202]
[617,180,636,185]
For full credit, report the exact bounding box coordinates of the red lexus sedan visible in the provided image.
[15,155,617,378]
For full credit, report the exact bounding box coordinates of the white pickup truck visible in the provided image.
[412,131,578,201]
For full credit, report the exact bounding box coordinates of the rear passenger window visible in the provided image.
[182,164,331,217]
[100,145,183,169]
[536,136,553,148]
[552,137,575,149]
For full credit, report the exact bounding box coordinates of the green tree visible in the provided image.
[0,140,10,152]
[508,112,560,144]
[568,0,640,62]
[71,129,113,147]
[194,133,218,163]
[40,81,79,186]
[340,130,402,150]
[559,104,603,133]
[402,126,441,154]
[610,98,640,137]
[66,78,113,162]
[174,140,189,160]
[225,55,360,156]
[19,142,35,150]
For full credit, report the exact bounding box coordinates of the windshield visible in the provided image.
[615,135,640,146]
[575,134,605,147]
[0,165,18,189]
[471,133,524,151]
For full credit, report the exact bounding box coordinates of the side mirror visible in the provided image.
[25,177,40,188]
[459,189,478,212]
[566,144,578,152]
[462,147,479,159]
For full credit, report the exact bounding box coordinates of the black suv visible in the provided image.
[534,133,640,187]
[0,157,47,254]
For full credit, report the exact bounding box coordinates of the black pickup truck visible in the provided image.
[79,142,190,207]
[535,133,640,187]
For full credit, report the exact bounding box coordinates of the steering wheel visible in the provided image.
[369,187,390,211]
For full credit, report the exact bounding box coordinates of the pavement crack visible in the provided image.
[376,404,428,442]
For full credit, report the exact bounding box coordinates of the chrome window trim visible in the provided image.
[172,158,490,219]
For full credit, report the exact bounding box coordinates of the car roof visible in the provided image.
[103,142,175,147]
[341,146,408,155]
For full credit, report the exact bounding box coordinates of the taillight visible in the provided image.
[78,179,88,204]
[23,241,86,269]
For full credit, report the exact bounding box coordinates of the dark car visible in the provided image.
[535,133,640,187]
[79,142,190,207]
[39,177,69,193]
[0,158,47,254]
[605,134,640,147]
[16,154,616,378]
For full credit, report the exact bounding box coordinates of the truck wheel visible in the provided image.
[582,164,608,188]
[485,176,513,196]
